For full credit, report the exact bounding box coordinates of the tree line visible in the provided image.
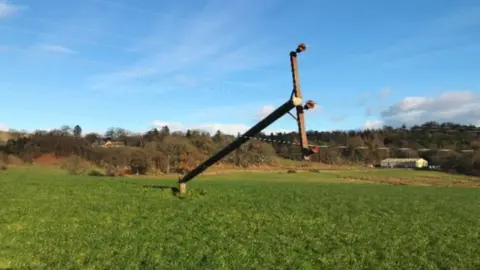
[1,121,479,176]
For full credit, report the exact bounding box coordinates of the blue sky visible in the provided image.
[1,0,479,135]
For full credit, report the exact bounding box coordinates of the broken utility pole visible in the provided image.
[290,43,311,160]
[177,43,317,194]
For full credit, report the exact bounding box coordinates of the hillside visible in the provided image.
[0,122,479,176]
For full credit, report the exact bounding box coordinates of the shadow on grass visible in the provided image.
[142,185,180,196]
[141,184,207,199]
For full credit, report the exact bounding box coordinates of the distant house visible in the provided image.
[103,140,125,148]
[380,158,428,169]
[91,138,125,148]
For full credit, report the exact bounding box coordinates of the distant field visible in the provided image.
[1,168,480,269]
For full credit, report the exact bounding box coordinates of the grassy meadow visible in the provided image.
[1,167,480,269]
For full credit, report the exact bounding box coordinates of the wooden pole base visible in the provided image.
[179,182,187,195]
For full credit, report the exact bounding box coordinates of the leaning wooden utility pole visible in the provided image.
[290,43,311,160]
[177,43,317,194]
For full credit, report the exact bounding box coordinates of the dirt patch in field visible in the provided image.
[332,173,480,187]
[34,154,67,165]
[34,154,93,166]
[333,175,412,186]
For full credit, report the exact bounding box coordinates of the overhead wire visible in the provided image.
[240,135,477,153]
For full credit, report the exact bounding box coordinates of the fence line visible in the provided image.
[240,135,476,153]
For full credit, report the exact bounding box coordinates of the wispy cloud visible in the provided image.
[257,105,275,120]
[90,0,162,16]
[379,88,391,97]
[151,120,292,136]
[38,44,76,54]
[151,121,249,136]
[353,6,480,66]
[86,0,281,93]
[0,1,27,19]
[0,23,135,53]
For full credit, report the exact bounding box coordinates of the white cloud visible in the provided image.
[0,1,27,18]
[0,123,9,131]
[257,101,322,121]
[380,91,480,126]
[362,120,384,130]
[258,105,275,119]
[39,44,76,54]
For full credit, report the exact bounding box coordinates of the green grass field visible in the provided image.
[1,168,480,269]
